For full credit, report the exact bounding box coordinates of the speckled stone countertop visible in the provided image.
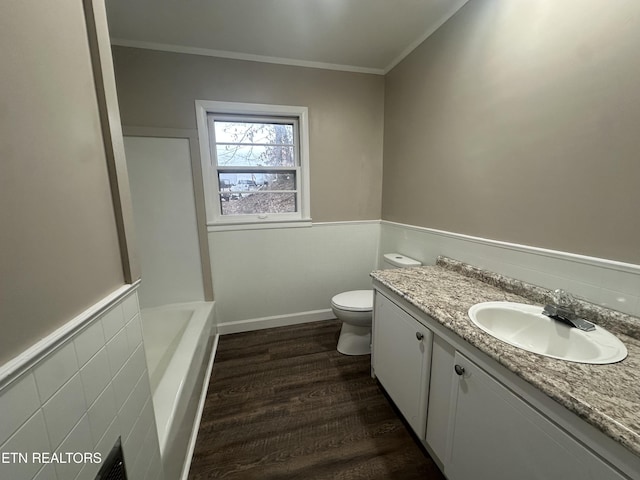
[370,256,640,458]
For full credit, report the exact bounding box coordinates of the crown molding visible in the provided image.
[110,38,385,75]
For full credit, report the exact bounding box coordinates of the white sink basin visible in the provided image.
[468,302,627,364]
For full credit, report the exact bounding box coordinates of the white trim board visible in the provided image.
[312,220,381,227]
[0,281,141,389]
[216,309,335,335]
[111,38,385,75]
[382,221,640,274]
[206,219,381,232]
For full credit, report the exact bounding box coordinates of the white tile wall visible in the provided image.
[1,412,51,479]
[42,373,87,449]
[33,342,79,404]
[54,415,92,480]
[87,385,117,445]
[33,464,57,480]
[380,221,640,317]
[0,373,40,444]
[0,290,164,480]
[73,321,106,368]
[80,348,112,407]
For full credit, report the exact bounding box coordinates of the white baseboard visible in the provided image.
[216,309,336,335]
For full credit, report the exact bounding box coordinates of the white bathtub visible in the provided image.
[141,301,215,480]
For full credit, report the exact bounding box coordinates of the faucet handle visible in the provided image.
[552,289,574,308]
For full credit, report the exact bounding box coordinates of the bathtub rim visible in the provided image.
[140,300,214,456]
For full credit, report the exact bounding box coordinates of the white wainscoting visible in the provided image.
[0,289,163,480]
[209,219,640,333]
[380,221,640,317]
[209,221,381,334]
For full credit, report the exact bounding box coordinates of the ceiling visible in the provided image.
[105,0,469,75]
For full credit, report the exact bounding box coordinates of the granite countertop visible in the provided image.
[370,257,640,458]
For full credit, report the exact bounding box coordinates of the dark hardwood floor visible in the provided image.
[188,320,445,480]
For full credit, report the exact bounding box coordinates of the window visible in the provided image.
[196,101,310,229]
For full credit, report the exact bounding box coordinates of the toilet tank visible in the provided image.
[382,253,422,270]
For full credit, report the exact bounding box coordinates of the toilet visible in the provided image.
[331,253,422,355]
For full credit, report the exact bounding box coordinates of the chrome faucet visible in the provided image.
[542,289,596,332]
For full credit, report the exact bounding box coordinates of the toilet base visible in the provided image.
[337,323,371,356]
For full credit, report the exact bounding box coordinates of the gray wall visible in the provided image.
[383,0,640,264]
[0,0,125,365]
[112,47,385,222]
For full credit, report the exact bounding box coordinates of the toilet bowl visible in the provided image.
[332,290,374,355]
[331,253,421,355]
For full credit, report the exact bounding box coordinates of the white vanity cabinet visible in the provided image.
[372,286,633,480]
[372,291,433,438]
[446,352,619,480]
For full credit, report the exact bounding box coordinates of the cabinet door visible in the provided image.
[372,292,432,438]
[447,352,602,480]
[426,334,455,464]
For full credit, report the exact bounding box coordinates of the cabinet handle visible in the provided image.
[415,332,424,341]
[454,364,465,376]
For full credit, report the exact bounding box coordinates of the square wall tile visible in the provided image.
[129,419,157,480]
[87,384,117,446]
[33,463,58,480]
[0,372,40,445]
[76,458,101,480]
[102,305,125,341]
[53,415,92,480]
[122,418,148,478]
[94,417,120,459]
[143,450,163,480]
[42,373,87,449]
[0,410,51,479]
[33,341,79,404]
[122,293,140,324]
[80,347,112,407]
[112,345,147,407]
[106,328,130,377]
[117,372,151,442]
[125,315,143,352]
[123,399,153,471]
[74,320,105,367]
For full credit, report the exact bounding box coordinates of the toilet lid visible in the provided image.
[331,290,373,312]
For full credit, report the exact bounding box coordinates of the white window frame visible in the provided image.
[196,100,311,230]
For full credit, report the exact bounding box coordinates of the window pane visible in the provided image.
[216,145,295,167]
[214,121,294,145]
[219,192,296,215]
[218,172,296,193]
[203,106,307,223]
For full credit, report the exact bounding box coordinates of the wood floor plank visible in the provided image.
[188,320,445,479]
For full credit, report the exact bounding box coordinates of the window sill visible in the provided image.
[207,218,312,232]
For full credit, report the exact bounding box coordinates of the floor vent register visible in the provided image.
[95,437,127,480]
